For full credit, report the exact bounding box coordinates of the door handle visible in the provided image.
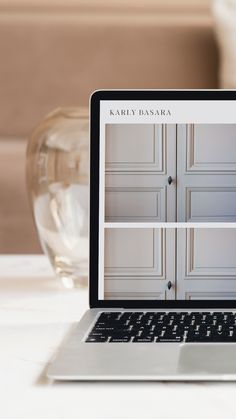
[167,176,173,185]
[167,281,172,290]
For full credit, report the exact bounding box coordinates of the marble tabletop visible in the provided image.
[1,255,236,419]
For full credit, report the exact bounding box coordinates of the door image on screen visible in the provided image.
[103,228,236,300]
[104,124,236,222]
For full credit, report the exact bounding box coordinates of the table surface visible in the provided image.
[1,255,236,419]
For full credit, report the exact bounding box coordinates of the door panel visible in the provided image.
[105,228,159,273]
[105,124,164,171]
[105,188,165,222]
[104,228,175,300]
[186,188,236,221]
[105,124,176,222]
[187,124,236,171]
[184,293,236,300]
[177,228,236,300]
[177,124,236,221]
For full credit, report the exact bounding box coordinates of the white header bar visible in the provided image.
[101,100,236,124]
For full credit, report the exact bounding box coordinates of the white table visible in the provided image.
[1,255,236,419]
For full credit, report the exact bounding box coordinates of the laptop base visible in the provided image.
[47,309,236,381]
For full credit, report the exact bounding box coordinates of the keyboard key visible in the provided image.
[86,336,108,343]
[110,337,131,342]
[133,337,154,342]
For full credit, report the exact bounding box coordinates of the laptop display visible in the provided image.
[90,91,236,306]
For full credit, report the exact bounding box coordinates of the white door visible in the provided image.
[105,124,176,222]
[177,228,236,300]
[177,124,236,222]
[104,228,175,300]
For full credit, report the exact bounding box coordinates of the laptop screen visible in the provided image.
[90,91,236,305]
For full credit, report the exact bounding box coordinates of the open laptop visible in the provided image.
[48,90,236,380]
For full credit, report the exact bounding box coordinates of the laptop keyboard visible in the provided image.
[86,311,236,343]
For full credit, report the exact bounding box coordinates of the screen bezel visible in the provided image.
[89,89,236,309]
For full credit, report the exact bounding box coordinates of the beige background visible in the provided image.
[0,0,218,253]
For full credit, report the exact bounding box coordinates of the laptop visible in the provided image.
[48,90,236,380]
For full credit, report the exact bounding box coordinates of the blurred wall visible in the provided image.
[0,0,218,253]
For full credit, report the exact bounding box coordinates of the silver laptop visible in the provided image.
[48,90,236,381]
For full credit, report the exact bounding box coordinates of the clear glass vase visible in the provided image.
[26,107,89,289]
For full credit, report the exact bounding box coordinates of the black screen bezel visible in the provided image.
[89,89,236,309]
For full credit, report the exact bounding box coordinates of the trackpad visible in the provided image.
[178,344,236,375]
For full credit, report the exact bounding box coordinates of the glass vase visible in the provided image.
[26,107,89,289]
